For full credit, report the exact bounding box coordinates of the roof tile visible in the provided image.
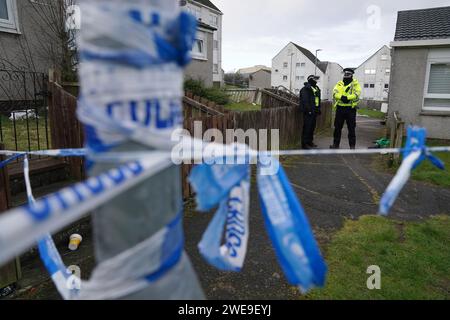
[395,6,450,41]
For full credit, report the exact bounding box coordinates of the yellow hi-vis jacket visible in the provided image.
[311,87,320,108]
[333,79,362,109]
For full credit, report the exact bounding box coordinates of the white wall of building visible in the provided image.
[185,1,223,86]
[354,45,392,101]
[271,43,342,100]
[272,43,325,96]
[322,62,344,100]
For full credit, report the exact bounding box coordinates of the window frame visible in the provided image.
[191,31,207,61]
[283,62,288,68]
[423,56,450,112]
[209,14,218,26]
[0,0,20,34]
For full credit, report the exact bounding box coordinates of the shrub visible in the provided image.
[184,79,230,105]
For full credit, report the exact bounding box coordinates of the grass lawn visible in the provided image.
[409,140,450,188]
[376,139,450,188]
[306,215,450,300]
[0,115,50,151]
[357,108,386,119]
[225,102,262,112]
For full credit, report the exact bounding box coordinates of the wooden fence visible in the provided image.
[180,101,333,198]
[0,143,22,290]
[225,89,262,105]
[4,78,332,200]
[260,89,299,109]
[390,111,405,164]
[48,81,85,180]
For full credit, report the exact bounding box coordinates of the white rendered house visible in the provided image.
[271,42,343,101]
[184,0,223,87]
[354,45,392,101]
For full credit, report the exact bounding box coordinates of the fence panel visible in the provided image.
[180,103,332,198]
[260,89,298,109]
[48,82,85,180]
[0,143,22,290]
[225,89,262,105]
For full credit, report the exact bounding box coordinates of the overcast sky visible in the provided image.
[213,0,449,72]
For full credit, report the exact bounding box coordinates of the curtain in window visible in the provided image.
[428,64,450,94]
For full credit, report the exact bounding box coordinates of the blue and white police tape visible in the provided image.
[0,134,450,290]
[258,155,327,292]
[18,155,188,300]
[379,127,445,216]
[191,164,251,272]
[189,151,327,293]
[79,2,197,68]
[23,155,80,300]
[0,153,172,267]
[0,153,26,170]
[77,0,196,153]
[3,144,450,164]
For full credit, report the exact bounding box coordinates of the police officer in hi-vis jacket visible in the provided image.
[330,68,362,150]
[299,75,322,150]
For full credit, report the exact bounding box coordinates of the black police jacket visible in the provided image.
[299,83,321,114]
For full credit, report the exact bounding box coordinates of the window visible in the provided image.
[301,63,306,67]
[0,0,7,19]
[369,84,375,88]
[384,84,389,89]
[424,61,450,111]
[427,64,450,94]
[283,75,288,81]
[364,84,369,88]
[365,69,376,75]
[300,76,305,81]
[213,64,219,74]
[209,14,218,26]
[191,32,207,60]
[381,54,388,61]
[283,62,288,68]
[296,63,301,67]
[295,76,300,81]
[0,0,19,34]
[386,68,391,74]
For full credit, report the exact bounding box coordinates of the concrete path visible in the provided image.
[4,116,450,300]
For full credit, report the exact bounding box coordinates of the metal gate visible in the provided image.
[0,59,50,155]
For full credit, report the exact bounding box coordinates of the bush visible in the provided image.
[184,79,230,105]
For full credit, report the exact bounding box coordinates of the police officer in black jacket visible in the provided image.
[299,75,321,149]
